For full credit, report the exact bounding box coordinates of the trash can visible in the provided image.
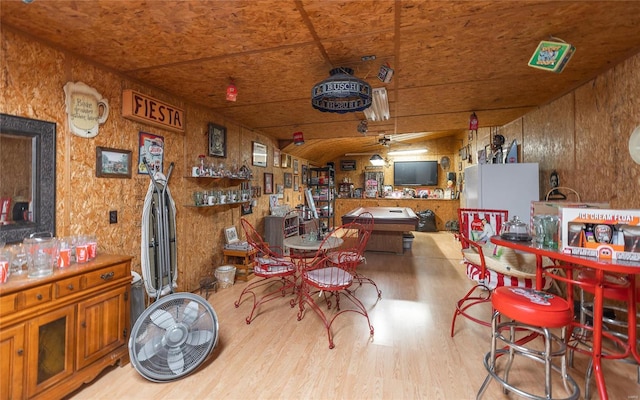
[417,209,437,232]
[403,232,415,250]
[215,265,236,288]
[130,271,145,326]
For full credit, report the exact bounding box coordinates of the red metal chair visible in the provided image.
[451,208,553,336]
[296,221,374,349]
[235,218,296,324]
[327,212,381,299]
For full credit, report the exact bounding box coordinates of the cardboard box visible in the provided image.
[530,201,609,243]
[560,208,640,261]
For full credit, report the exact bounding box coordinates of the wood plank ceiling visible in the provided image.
[2,0,640,165]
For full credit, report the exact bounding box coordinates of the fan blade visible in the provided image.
[150,308,176,330]
[167,348,185,374]
[186,330,214,346]
[181,301,200,325]
[137,335,163,361]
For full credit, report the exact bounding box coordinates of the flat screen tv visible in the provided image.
[393,161,438,186]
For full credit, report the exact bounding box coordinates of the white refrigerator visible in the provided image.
[462,163,540,226]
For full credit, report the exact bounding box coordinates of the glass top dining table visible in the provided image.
[491,235,640,400]
[283,235,343,252]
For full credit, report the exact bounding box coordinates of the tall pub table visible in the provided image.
[491,236,640,400]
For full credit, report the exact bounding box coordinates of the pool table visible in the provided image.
[342,207,419,254]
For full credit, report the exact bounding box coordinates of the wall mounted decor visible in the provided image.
[340,159,356,171]
[293,159,299,174]
[273,148,280,167]
[96,147,132,178]
[264,173,273,194]
[138,131,164,174]
[64,81,109,138]
[284,172,293,188]
[252,141,267,167]
[208,123,226,157]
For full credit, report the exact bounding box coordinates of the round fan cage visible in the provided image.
[129,292,219,382]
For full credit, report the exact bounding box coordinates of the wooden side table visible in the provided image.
[222,247,257,282]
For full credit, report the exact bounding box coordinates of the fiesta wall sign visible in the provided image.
[122,89,185,133]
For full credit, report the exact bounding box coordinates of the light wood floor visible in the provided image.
[68,232,638,399]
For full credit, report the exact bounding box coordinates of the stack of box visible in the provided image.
[530,201,609,246]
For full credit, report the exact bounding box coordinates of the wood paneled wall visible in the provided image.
[2,28,638,292]
[0,28,305,292]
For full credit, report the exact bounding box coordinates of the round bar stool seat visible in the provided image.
[477,287,580,400]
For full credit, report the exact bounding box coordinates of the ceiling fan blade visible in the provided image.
[150,308,176,330]
[186,330,214,346]
[167,348,185,374]
[181,301,200,325]
[137,335,163,361]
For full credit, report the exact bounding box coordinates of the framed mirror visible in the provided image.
[0,114,56,243]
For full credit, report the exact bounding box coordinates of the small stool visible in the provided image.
[477,287,580,400]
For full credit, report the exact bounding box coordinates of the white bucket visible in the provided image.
[215,265,236,288]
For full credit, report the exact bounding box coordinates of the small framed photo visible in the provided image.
[208,123,226,157]
[284,172,293,188]
[252,141,267,167]
[96,146,132,178]
[301,164,308,184]
[273,148,280,167]
[264,172,274,194]
[281,153,291,168]
[340,159,356,171]
[293,159,299,174]
[293,175,299,191]
[224,226,239,244]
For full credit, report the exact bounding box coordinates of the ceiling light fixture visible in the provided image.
[363,88,390,122]
[387,149,428,156]
[369,154,387,166]
[311,67,371,113]
[226,79,238,102]
[293,131,304,146]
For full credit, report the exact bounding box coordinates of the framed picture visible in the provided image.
[252,141,267,167]
[293,159,299,174]
[301,164,308,185]
[340,159,356,171]
[138,131,164,174]
[284,172,293,188]
[208,123,226,157]
[281,153,291,168]
[224,226,239,244]
[273,148,280,167]
[96,146,132,178]
[264,172,274,194]
[293,175,299,191]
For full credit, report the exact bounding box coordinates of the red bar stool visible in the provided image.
[477,287,580,400]
[569,270,639,399]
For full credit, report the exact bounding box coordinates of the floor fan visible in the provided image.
[129,160,218,381]
[129,293,219,381]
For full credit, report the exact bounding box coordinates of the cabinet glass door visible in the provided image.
[27,305,75,398]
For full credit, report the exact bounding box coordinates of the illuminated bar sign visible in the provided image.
[122,89,185,133]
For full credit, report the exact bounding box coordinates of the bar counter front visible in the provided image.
[342,206,418,254]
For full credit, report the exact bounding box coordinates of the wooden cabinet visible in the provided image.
[0,254,132,400]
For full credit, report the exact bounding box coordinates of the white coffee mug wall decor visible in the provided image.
[64,81,109,138]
